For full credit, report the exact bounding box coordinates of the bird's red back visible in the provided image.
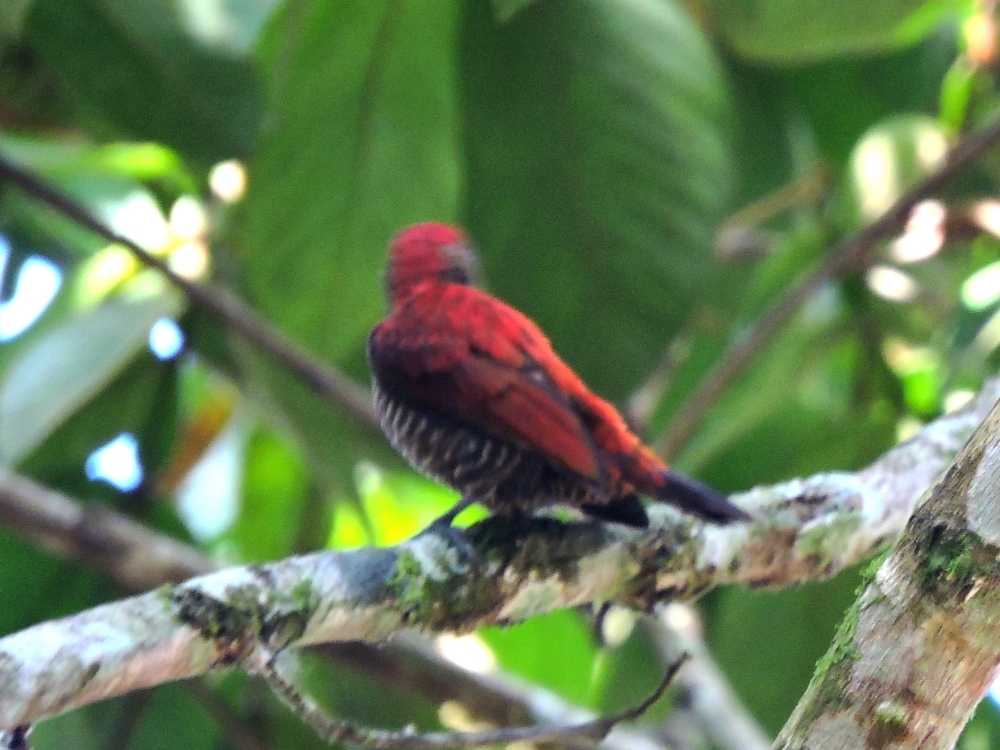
[379,223,667,496]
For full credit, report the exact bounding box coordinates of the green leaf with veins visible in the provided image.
[26,0,261,163]
[460,0,733,398]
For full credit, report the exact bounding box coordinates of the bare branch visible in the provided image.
[255,648,686,750]
[323,638,668,750]
[777,395,1000,749]
[655,114,1000,459]
[0,467,670,750]
[0,155,378,431]
[1,376,997,729]
[0,468,214,589]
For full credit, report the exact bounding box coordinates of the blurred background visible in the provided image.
[3,0,1000,747]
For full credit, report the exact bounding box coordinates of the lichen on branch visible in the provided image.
[777,398,1000,750]
[0,379,998,730]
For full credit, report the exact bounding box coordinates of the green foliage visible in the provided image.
[331,466,485,548]
[461,0,733,396]
[26,0,262,163]
[241,0,460,367]
[480,610,598,706]
[225,425,309,561]
[0,528,115,637]
[711,0,960,63]
[959,699,1000,750]
[2,0,1000,746]
[30,683,222,750]
[705,568,863,734]
[231,0,462,490]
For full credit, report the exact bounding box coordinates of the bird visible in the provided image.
[367,222,750,529]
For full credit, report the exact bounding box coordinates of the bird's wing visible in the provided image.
[369,329,603,483]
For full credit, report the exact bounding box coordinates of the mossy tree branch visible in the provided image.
[777,397,1000,749]
[1,378,997,730]
[0,469,672,750]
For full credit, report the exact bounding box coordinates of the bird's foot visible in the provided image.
[428,495,476,528]
[414,496,476,561]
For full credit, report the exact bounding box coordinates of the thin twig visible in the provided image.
[649,605,770,750]
[715,164,829,260]
[0,155,378,430]
[256,648,687,750]
[655,114,1000,459]
[626,334,693,431]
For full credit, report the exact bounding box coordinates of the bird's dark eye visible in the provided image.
[440,265,472,285]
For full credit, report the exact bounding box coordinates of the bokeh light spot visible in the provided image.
[149,317,184,360]
[107,192,170,252]
[944,390,975,413]
[435,633,496,674]
[854,134,897,220]
[0,237,62,341]
[86,433,143,492]
[962,261,1000,311]
[970,200,1000,238]
[77,244,138,307]
[168,241,209,279]
[209,160,247,203]
[891,200,945,264]
[866,265,918,303]
[915,127,948,169]
[169,195,207,239]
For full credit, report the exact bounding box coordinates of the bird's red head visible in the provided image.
[385,222,480,304]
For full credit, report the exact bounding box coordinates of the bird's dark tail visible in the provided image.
[657,471,750,524]
[581,494,649,528]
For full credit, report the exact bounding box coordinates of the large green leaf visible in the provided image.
[0,295,180,465]
[710,0,959,64]
[231,0,460,497]
[25,0,261,163]
[460,0,733,397]
[241,0,460,367]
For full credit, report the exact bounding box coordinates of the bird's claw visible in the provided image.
[414,495,477,561]
[420,518,476,561]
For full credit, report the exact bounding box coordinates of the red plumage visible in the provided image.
[368,222,749,527]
